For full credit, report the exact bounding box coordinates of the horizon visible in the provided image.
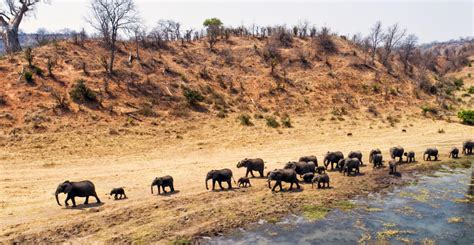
[15,0,474,44]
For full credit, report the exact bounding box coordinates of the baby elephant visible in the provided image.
[151,175,175,195]
[389,160,397,175]
[110,187,127,200]
[237,177,251,187]
[404,151,415,163]
[449,147,459,159]
[302,172,315,183]
[312,174,330,189]
[316,166,326,174]
[372,153,383,168]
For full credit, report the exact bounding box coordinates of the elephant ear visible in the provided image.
[64,183,73,193]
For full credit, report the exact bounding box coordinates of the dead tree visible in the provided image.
[381,23,406,66]
[368,21,383,64]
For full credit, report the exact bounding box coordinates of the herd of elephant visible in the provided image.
[54,140,474,208]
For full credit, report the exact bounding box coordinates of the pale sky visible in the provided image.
[16,0,474,43]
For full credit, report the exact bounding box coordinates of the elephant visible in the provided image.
[302,172,315,183]
[390,146,405,162]
[449,147,459,159]
[206,169,236,191]
[236,158,265,178]
[369,149,382,163]
[372,153,383,168]
[423,148,439,161]
[55,180,101,207]
[316,166,326,174]
[284,161,316,176]
[404,151,415,163]
[151,175,175,195]
[341,158,361,176]
[324,151,344,170]
[312,174,330,189]
[267,169,300,192]
[389,160,397,175]
[348,151,363,165]
[463,140,474,155]
[299,155,318,166]
[237,177,251,187]
[110,187,126,200]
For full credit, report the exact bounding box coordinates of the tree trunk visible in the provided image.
[1,28,22,53]
[108,45,115,74]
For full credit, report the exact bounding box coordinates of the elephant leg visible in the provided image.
[289,182,293,190]
[84,196,89,205]
[272,182,278,192]
[170,184,174,192]
[162,186,167,193]
[250,170,255,178]
[158,185,161,195]
[245,169,250,178]
[278,182,283,191]
[318,182,321,189]
[218,181,224,190]
[435,155,438,161]
[295,181,301,189]
[259,170,264,178]
[227,180,232,189]
[71,197,77,207]
[114,194,118,200]
[65,196,70,206]
[212,180,216,191]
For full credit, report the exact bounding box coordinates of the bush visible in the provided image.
[69,79,97,103]
[266,116,280,128]
[281,115,292,128]
[468,86,474,94]
[238,114,253,126]
[183,88,204,106]
[421,105,438,115]
[24,71,34,83]
[24,47,33,67]
[139,104,156,117]
[457,110,474,125]
[453,78,464,88]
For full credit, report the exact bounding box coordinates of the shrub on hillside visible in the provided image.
[0,94,7,106]
[457,110,474,125]
[24,71,34,83]
[468,86,474,94]
[421,105,438,115]
[281,115,292,128]
[69,79,97,104]
[238,114,253,126]
[453,78,464,88]
[266,116,280,128]
[183,88,204,106]
[315,27,338,54]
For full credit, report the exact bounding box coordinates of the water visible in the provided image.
[207,165,474,244]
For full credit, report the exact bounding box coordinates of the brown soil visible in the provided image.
[1,114,472,243]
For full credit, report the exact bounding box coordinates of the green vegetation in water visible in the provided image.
[376,229,414,240]
[266,216,280,224]
[302,205,331,220]
[365,207,383,212]
[332,200,356,211]
[171,237,192,245]
[446,160,472,169]
[398,188,430,202]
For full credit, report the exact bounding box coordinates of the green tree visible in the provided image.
[203,18,223,50]
[203,18,223,27]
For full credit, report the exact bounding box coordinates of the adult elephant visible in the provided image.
[298,155,318,166]
[369,149,382,163]
[205,169,236,191]
[236,158,265,178]
[390,146,404,162]
[372,153,383,168]
[151,175,174,195]
[55,180,101,207]
[339,158,361,176]
[463,140,474,155]
[284,161,316,176]
[423,148,439,161]
[348,151,363,165]
[267,169,300,192]
[324,151,344,170]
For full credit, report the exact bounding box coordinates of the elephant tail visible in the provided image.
[232,175,237,185]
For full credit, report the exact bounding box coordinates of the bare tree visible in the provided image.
[368,21,383,64]
[381,23,406,66]
[0,0,43,53]
[127,21,144,61]
[399,34,418,72]
[88,0,138,74]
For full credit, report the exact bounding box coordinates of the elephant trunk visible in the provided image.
[151,184,154,194]
[205,177,209,190]
[267,179,271,189]
[55,190,61,206]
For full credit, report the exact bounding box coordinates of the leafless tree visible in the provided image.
[127,21,145,60]
[381,23,406,66]
[0,0,43,53]
[399,34,418,72]
[88,0,138,74]
[368,21,383,64]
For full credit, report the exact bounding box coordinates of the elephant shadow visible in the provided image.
[158,190,180,196]
[347,172,366,177]
[211,188,236,192]
[391,172,402,178]
[66,202,104,210]
[276,188,304,193]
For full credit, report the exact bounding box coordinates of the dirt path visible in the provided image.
[0,115,473,243]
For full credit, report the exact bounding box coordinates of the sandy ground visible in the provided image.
[0,114,473,243]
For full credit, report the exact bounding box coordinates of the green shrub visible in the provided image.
[453,78,464,88]
[457,110,474,125]
[421,105,438,115]
[265,116,280,128]
[32,66,44,76]
[69,79,97,103]
[183,88,204,106]
[24,71,34,83]
[468,86,474,94]
[238,114,253,126]
[372,84,380,93]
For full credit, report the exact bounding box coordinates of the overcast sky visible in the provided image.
[17,0,474,44]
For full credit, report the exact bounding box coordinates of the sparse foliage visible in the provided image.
[457,109,474,125]
[69,79,97,104]
[238,114,253,126]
